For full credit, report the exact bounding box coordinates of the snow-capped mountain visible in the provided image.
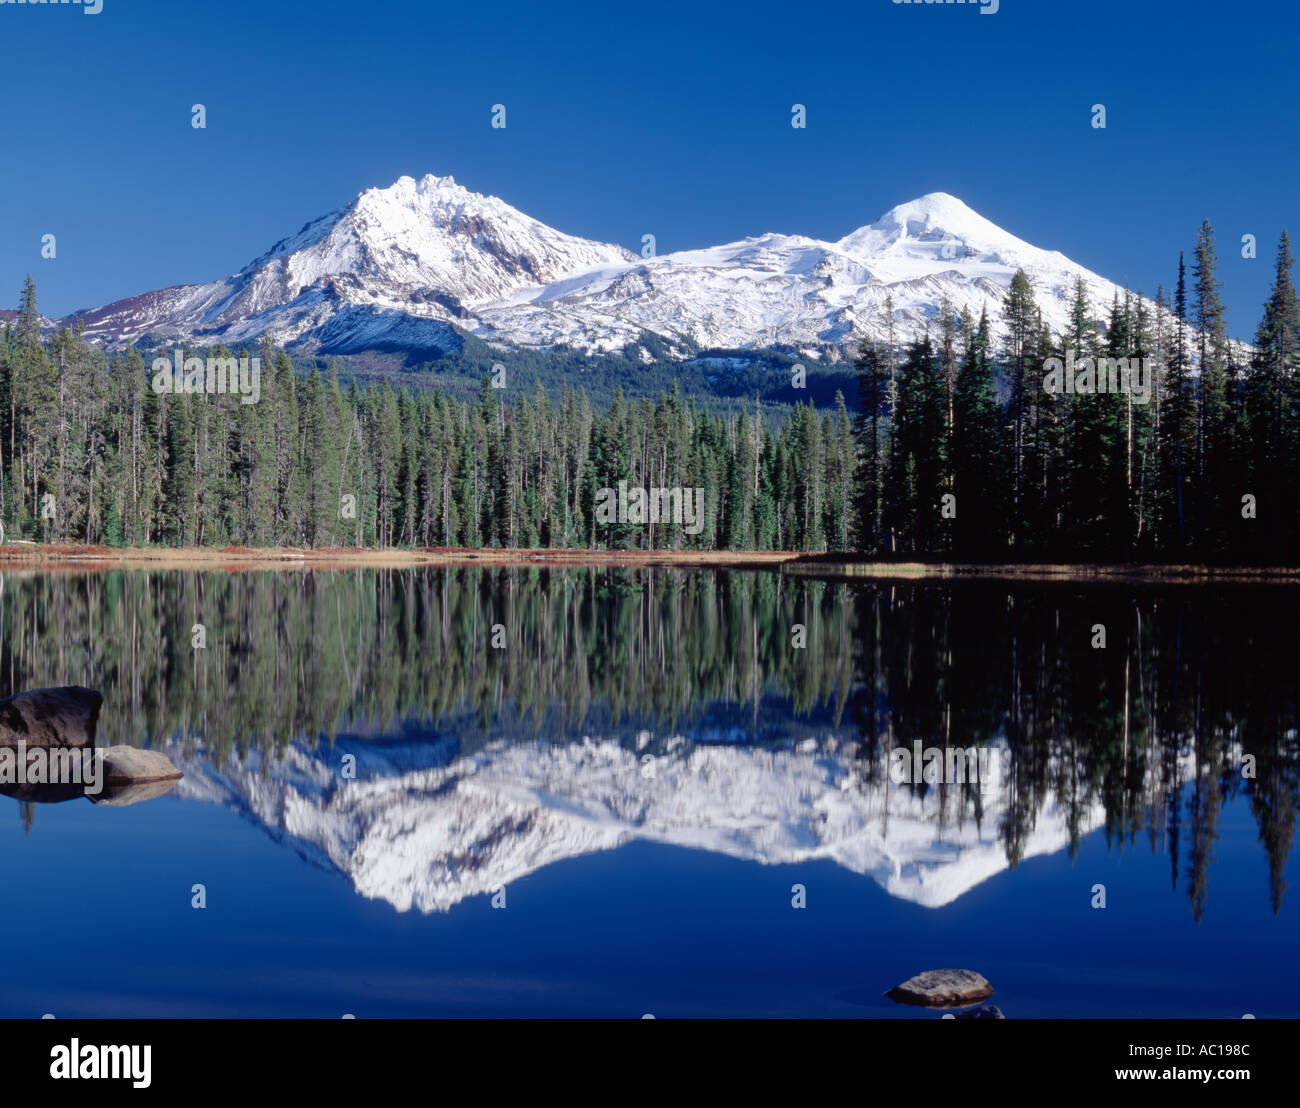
[65,175,638,355]
[55,175,1143,357]
[477,191,1130,354]
[170,733,1112,914]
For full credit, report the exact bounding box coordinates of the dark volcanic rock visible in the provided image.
[886,969,994,1007]
[0,687,102,749]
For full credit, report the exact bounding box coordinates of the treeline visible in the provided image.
[372,329,854,412]
[0,277,852,550]
[1,218,1296,558]
[859,223,1300,562]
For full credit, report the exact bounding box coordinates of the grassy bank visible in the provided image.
[2,543,1299,582]
[0,544,799,571]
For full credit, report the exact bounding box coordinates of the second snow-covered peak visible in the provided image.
[836,191,1048,277]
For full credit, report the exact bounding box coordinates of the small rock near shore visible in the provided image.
[886,969,994,1007]
[100,746,183,784]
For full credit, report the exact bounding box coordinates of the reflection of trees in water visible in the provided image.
[0,567,855,761]
[848,583,1299,920]
[1,568,1294,916]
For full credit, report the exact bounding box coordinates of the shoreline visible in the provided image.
[0,543,1299,582]
[0,544,797,572]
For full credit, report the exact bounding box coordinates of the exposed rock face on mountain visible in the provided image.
[49,176,1146,358]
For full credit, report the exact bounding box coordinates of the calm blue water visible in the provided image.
[0,568,1296,1018]
[0,784,1293,1018]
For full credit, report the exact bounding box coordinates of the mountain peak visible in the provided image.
[832,190,1043,284]
[357,172,480,213]
[889,190,973,217]
[895,190,972,210]
[869,192,1005,243]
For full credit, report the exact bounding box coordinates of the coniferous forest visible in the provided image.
[1,221,1296,562]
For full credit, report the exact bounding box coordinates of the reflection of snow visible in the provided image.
[171,735,1130,915]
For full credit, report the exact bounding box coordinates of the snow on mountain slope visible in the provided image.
[65,174,637,354]
[53,177,1148,357]
[475,192,1133,353]
[170,734,1111,915]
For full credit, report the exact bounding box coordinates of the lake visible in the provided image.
[0,566,1296,1018]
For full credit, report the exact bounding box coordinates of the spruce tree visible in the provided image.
[885,335,943,553]
[950,309,1006,557]
[852,338,887,552]
[1159,253,1195,551]
[1246,230,1300,558]
[1002,270,1039,548]
[1192,221,1229,552]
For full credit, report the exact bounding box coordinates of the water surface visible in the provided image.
[0,568,1295,1017]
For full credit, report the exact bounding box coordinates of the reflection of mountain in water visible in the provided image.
[5,567,1296,919]
[172,733,1165,913]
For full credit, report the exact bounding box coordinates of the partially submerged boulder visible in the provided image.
[886,969,994,1008]
[0,690,183,811]
[0,752,181,808]
[0,687,102,749]
[99,746,183,785]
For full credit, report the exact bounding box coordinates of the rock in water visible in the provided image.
[954,1004,1005,1019]
[0,687,103,748]
[99,746,183,785]
[886,969,994,1007]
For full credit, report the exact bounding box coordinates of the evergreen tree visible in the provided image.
[1159,254,1195,551]
[1192,221,1230,552]
[1246,231,1300,558]
[950,309,1007,557]
[853,338,887,552]
[1002,270,1040,547]
[884,335,943,553]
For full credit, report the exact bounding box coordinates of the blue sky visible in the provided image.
[1,0,1295,336]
